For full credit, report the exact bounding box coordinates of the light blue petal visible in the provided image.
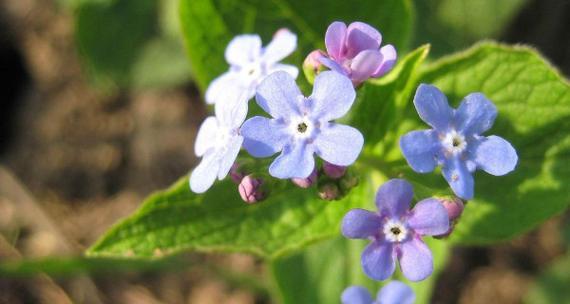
[314,123,363,166]
[442,157,474,200]
[399,130,439,173]
[205,72,239,104]
[269,142,315,179]
[398,237,433,282]
[262,29,297,64]
[413,84,452,132]
[342,209,383,239]
[408,198,449,236]
[224,34,261,66]
[310,71,356,121]
[189,153,220,193]
[341,286,374,304]
[455,93,497,135]
[473,135,518,176]
[361,240,395,281]
[241,116,288,157]
[268,63,299,79]
[217,135,244,180]
[375,179,413,218]
[255,71,302,119]
[376,281,415,304]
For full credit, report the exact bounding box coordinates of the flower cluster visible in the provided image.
[189,19,519,301]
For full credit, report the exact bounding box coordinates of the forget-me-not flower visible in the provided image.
[341,281,415,304]
[205,29,299,107]
[240,71,364,179]
[189,99,247,193]
[400,84,518,199]
[319,21,397,86]
[342,179,449,281]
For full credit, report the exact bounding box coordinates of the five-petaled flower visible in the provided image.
[400,84,518,199]
[342,179,449,281]
[240,71,364,179]
[205,29,299,108]
[341,281,415,304]
[319,21,397,86]
[189,100,246,193]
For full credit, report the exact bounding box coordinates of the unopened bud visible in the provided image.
[318,183,340,201]
[238,175,266,204]
[323,162,347,179]
[229,163,244,184]
[291,168,318,188]
[339,174,359,191]
[434,197,465,238]
[303,50,326,84]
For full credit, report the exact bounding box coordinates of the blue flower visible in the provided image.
[400,84,518,199]
[241,71,364,179]
[341,281,415,304]
[342,179,449,282]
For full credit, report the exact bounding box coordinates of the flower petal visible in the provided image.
[361,240,395,281]
[349,50,383,84]
[341,286,374,304]
[341,209,383,239]
[399,130,439,173]
[314,123,364,166]
[473,135,518,176]
[372,44,397,77]
[189,153,220,193]
[241,116,288,157]
[225,34,261,66]
[325,21,347,60]
[255,71,302,119]
[442,157,474,200]
[413,84,453,132]
[217,135,244,180]
[376,281,415,304]
[215,93,248,129]
[205,72,240,104]
[194,116,219,157]
[398,237,433,282]
[375,179,413,218]
[262,29,297,64]
[318,56,348,75]
[346,22,382,58]
[268,63,299,79]
[310,71,356,121]
[408,198,449,236]
[455,93,497,135]
[269,141,315,179]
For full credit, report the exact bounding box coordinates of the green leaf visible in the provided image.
[393,42,570,244]
[88,175,375,259]
[179,0,413,91]
[74,0,190,90]
[525,254,570,304]
[271,236,449,304]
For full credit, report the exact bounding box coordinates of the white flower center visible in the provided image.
[442,130,467,154]
[289,116,315,140]
[215,126,235,151]
[240,61,265,84]
[383,219,408,243]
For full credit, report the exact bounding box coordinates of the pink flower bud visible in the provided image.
[323,161,347,179]
[318,183,340,201]
[441,197,464,222]
[291,168,318,188]
[303,50,326,84]
[238,175,265,204]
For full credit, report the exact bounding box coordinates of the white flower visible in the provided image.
[205,29,299,108]
[189,99,247,193]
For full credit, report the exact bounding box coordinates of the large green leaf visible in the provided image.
[389,42,570,244]
[271,236,449,304]
[179,0,413,91]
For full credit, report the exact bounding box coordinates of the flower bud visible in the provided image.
[229,163,244,184]
[291,168,318,188]
[339,174,359,192]
[238,175,266,204]
[303,50,326,84]
[434,197,465,238]
[318,183,340,201]
[323,161,347,179]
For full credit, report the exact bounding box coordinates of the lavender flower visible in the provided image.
[341,281,415,304]
[189,101,246,193]
[241,71,364,179]
[342,179,449,281]
[205,29,298,107]
[318,21,397,86]
[400,84,518,199]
